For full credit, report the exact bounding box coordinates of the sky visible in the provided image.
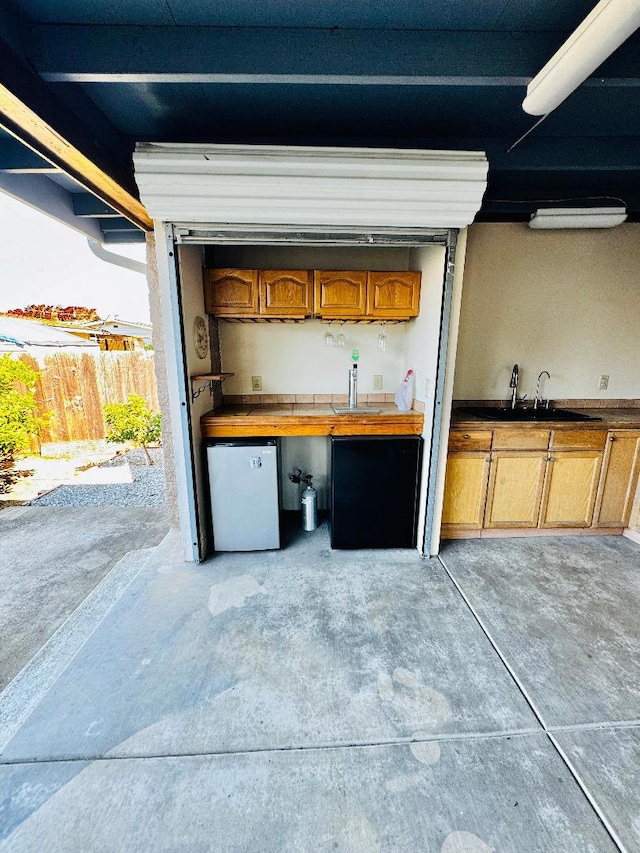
[0,193,151,323]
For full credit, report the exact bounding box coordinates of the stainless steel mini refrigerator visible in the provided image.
[207,439,280,551]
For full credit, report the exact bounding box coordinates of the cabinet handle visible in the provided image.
[609,435,615,442]
[463,434,470,439]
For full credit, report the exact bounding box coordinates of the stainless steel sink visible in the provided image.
[457,405,601,422]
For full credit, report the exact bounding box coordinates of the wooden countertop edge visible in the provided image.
[202,424,423,436]
[201,408,424,437]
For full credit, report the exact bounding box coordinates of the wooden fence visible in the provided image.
[20,349,159,444]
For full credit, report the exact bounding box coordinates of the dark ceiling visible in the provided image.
[1,0,640,240]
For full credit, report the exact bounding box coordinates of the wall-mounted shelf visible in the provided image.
[190,373,234,402]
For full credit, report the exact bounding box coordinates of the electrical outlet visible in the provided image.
[252,375,262,392]
[598,374,609,391]
[373,374,383,391]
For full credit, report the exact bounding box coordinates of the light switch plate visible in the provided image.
[373,374,383,391]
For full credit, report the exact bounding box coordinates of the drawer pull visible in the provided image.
[463,434,470,439]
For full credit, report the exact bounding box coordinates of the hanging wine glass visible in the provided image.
[377,323,387,351]
[324,323,335,347]
[337,322,347,348]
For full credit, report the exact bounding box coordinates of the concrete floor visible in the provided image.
[0,506,169,690]
[0,524,638,851]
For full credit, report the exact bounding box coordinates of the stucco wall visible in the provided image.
[146,232,179,526]
[453,223,640,402]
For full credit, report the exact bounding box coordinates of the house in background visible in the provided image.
[50,318,152,350]
[1,0,640,559]
[0,315,99,355]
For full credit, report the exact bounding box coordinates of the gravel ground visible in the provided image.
[31,448,166,508]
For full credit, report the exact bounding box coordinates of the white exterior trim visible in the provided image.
[429,227,468,555]
[154,222,200,562]
[134,143,488,230]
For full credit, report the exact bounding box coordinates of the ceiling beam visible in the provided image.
[72,193,123,218]
[0,172,103,241]
[410,137,640,171]
[0,138,58,172]
[99,217,145,232]
[102,230,146,244]
[29,27,561,85]
[31,26,640,85]
[0,34,152,231]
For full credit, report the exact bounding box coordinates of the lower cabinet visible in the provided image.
[441,452,490,529]
[539,451,603,528]
[441,426,640,537]
[593,431,640,527]
[484,451,547,528]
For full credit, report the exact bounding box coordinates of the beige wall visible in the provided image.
[453,223,640,401]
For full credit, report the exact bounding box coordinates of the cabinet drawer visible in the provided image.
[448,430,492,452]
[550,430,607,451]
[492,429,550,451]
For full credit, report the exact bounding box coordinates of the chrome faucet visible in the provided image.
[509,364,519,409]
[348,363,358,409]
[534,371,551,409]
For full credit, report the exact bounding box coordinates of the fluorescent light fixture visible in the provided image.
[523,0,640,116]
[529,206,627,229]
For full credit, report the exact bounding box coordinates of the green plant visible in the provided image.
[103,394,162,465]
[0,355,48,461]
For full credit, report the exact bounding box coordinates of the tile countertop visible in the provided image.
[201,402,424,437]
[451,407,640,431]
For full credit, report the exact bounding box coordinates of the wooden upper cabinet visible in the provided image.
[205,267,422,320]
[366,271,421,318]
[259,269,313,317]
[314,270,367,317]
[204,268,259,316]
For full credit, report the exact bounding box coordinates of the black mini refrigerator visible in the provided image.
[330,436,423,549]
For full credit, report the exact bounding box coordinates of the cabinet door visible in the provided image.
[259,269,313,317]
[593,432,640,527]
[485,451,547,528]
[539,451,602,528]
[314,270,367,317]
[366,271,421,318]
[205,269,259,316]
[441,452,490,530]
